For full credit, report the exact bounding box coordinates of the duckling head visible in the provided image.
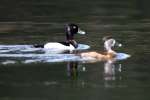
[103,36,122,53]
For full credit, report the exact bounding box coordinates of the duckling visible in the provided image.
[80,36,122,61]
[34,23,86,51]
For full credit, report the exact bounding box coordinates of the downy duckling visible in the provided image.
[80,36,122,61]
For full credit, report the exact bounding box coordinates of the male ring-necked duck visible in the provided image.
[80,36,122,61]
[34,23,86,51]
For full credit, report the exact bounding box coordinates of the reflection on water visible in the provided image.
[103,60,123,88]
[104,61,121,80]
[104,60,118,81]
[67,62,86,79]
[67,62,79,79]
[66,60,124,88]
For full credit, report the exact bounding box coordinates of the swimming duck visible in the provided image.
[80,36,122,61]
[34,23,86,51]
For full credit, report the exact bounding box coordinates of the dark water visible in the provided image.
[0,0,150,100]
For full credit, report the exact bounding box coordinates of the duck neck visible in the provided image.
[107,48,114,53]
[106,49,116,59]
[66,31,74,40]
[104,42,116,54]
[67,40,78,48]
[107,47,116,53]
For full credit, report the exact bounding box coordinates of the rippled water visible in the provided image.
[0,0,150,100]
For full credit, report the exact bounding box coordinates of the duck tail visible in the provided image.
[33,44,44,48]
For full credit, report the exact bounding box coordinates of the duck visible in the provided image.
[34,23,86,51]
[80,36,122,61]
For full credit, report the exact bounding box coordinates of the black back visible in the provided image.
[58,42,70,46]
[33,44,44,48]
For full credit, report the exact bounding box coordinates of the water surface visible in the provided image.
[0,0,150,100]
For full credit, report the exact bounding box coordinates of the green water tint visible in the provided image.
[0,0,150,100]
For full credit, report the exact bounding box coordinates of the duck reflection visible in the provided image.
[104,60,116,81]
[67,62,78,79]
[67,61,86,79]
[103,59,122,88]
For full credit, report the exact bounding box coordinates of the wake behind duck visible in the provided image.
[0,37,130,64]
